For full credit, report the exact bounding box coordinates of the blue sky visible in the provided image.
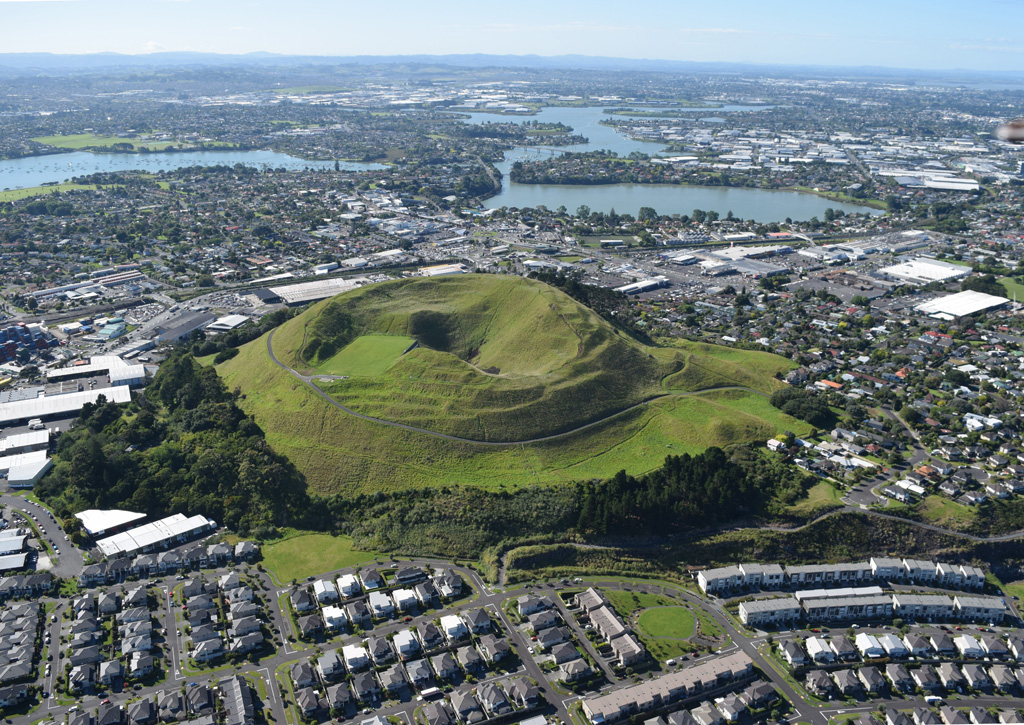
[2,0,1023,72]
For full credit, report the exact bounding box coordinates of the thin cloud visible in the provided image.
[675,28,754,34]
[951,42,1024,53]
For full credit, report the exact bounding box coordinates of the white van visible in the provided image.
[28,419,45,430]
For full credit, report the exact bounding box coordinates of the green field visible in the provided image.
[0,183,101,202]
[917,495,976,529]
[32,133,178,151]
[316,335,415,376]
[261,533,377,583]
[604,589,676,617]
[999,277,1024,302]
[787,481,844,517]
[637,607,695,639]
[218,275,804,495]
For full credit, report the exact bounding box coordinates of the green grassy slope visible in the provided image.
[218,275,806,495]
[274,276,670,441]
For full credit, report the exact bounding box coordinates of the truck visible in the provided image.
[924,696,943,705]
[27,419,45,430]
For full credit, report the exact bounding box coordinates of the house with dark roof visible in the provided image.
[325,683,353,712]
[450,690,484,724]
[296,687,321,717]
[477,683,511,716]
[423,702,455,725]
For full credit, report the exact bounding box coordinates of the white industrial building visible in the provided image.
[915,290,1010,319]
[615,276,669,295]
[268,276,371,305]
[6,454,53,488]
[0,429,49,456]
[205,315,250,333]
[0,386,132,427]
[419,264,468,277]
[74,509,147,538]
[95,513,216,558]
[877,257,971,286]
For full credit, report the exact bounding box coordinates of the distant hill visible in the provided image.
[0,51,1021,83]
[218,274,805,495]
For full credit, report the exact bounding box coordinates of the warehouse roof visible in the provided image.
[915,290,1010,319]
[0,429,49,454]
[206,315,250,332]
[75,509,147,537]
[0,386,131,427]
[878,257,970,285]
[0,553,28,572]
[269,276,370,304]
[47,355,136,381]
[0,449,48,475]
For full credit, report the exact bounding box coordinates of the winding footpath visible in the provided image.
[265,330,767,446]
[266,332,1024,544]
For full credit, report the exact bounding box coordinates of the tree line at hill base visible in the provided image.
[36,350,813,554]
[36,351,310,536]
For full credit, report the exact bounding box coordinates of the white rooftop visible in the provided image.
[878,257,971,285]
[0,429,49,454]
[206,315,250,332]
[47,355,139,381]
[269,276,370,305]
[915,290,1010,318]
[95,512,215,557]
[75,509,147,536]
[0,386,131,427]
[8,457,52,487]
[0,449,47,475]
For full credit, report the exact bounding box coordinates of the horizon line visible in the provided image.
[0,50,1023,77]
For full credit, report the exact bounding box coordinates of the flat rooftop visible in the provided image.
[915,290,1010,319]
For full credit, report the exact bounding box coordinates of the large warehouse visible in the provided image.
[915,290,1010,319]
[46,355,146,387]
[877,257,971,286]
[0,386,132,427]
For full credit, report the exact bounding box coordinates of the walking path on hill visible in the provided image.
[265,333,1024,544]
[265,330,767,446]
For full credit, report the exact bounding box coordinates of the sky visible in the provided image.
[1,0,1024,72]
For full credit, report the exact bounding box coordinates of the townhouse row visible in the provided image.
[739,589,1007,627]
[699,558,986,596]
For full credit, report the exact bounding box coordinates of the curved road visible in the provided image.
[265,330,768,446]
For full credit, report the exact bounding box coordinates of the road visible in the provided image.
[8,531,1024,725]
[1,494,85,578]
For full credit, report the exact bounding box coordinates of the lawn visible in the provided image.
[999,277,1024,302]
[261,533,377,583]
[1001,579,1024,603]
[637,606,696,639]
[918,495,976,529]
[603,589,676,618]
[31,133,178,151]
[0,183,100,202]
[787,481,844,517]
[316,335,415,376]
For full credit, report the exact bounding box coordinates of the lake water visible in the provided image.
[0,149,385,191]
[461,106,881,222]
